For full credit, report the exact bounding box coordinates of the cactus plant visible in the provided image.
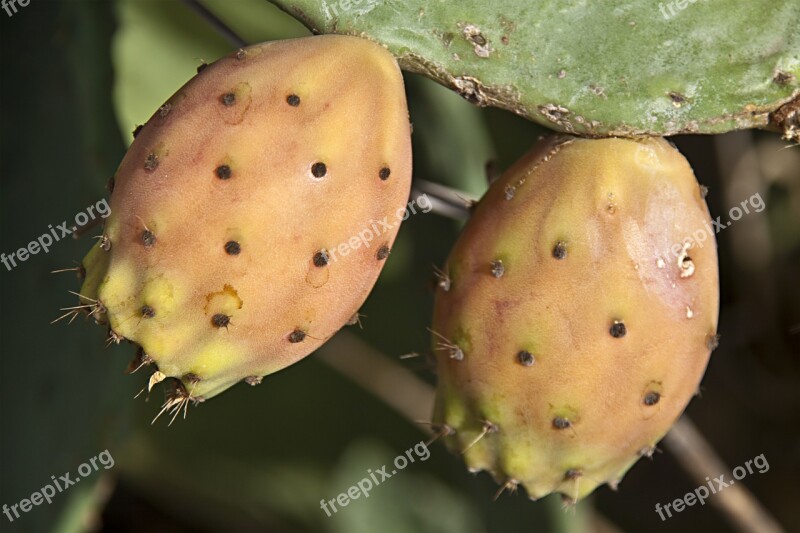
[14,1,792,529]
[431,134,719,501]
[75,34,412,410]
[269,0,799,137]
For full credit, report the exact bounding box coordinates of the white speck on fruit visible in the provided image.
[678,242,695,278]
[148,371,166,392]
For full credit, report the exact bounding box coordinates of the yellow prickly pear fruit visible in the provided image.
[432,135,719,502]
[77,35,412,411]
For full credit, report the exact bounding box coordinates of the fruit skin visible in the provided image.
[431,135,719,502]
[79,35,412,402]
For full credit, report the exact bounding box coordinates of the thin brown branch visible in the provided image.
[316,331,435,434]
[411,180,476,220]
[663,417,783,533]
[181,0,248,48]
[320,331,782,531]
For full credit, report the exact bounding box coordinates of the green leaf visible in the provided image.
[268,0,799,136]
[0,1,133,530]
[406,74,496,198]
[112,0,307,142]
[327,441,482,533]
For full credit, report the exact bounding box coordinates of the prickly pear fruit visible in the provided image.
[431,135,719,502]
[77,35,412,407]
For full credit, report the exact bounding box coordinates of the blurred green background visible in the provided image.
[1,1,798,532]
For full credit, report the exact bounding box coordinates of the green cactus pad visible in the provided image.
[269,0,800,137]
